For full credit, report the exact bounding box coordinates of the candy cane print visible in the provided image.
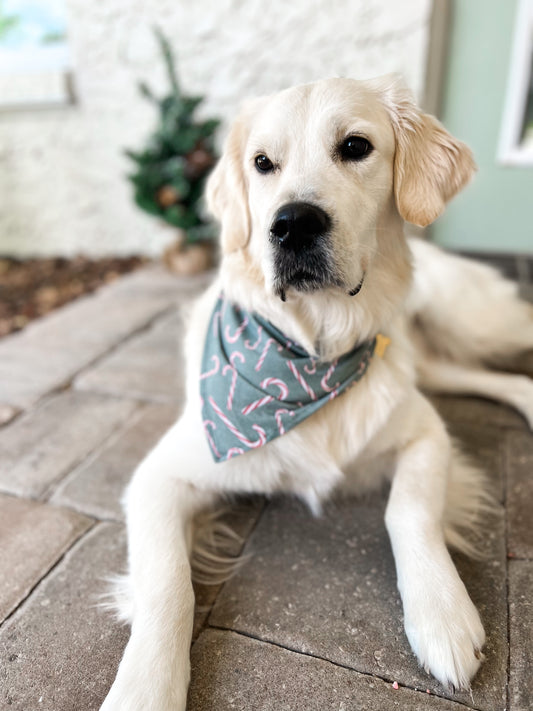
[222,351,245,410]
[262,377,289,398]
[304,359,317,375]
[241,377,289,415]
[200,355,220,380]
[225,315,249,344]
[245,326,262,350]
[357,351,371,374]
[226,447,245,459]
[208,396,267,448]
[320,359,340,393]
[241,394,273,415]
[275,408,295,435]
[287,361,317,400]
[255,338,275,371]
[203,420,221,459]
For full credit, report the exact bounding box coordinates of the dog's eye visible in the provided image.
[339,136,373,161]
[255,154,275,173]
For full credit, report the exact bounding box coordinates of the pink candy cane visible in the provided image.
[222,351,245,410]
[261,377,289,398]
[245,326,262,350]
[287,361,317,400]
[255,338,275,371]
[357,354,371,374]
[304,359,317,375]
[203,420,222,459]
[200,355,220,380]
[321,359,340,393]
[226,447,245,459]
[225,316,249,344]
[241,377,289,415]
[209,396,267,448]
[275,408,295,435]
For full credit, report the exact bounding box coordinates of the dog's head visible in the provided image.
[207,76,475,303]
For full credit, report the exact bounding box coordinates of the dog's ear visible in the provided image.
[378,77,476,227]
[206,103,257,254]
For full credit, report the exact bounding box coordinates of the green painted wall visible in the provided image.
[432,0,533,253]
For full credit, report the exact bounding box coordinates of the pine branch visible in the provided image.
[138,81,157,103]
[154,25,180,98]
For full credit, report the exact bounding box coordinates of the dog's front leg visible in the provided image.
[384,393,485,692]
[101,424,216,711]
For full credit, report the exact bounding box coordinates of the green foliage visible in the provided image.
[42,30,67,44]
[126,28,220,244]
[0,1,20,42]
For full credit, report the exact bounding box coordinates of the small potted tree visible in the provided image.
[126,29,219,274]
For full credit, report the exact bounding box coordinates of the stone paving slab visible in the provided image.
[0,266,211,412]
[431,394,530,432]
[0,342,88,412]
[75,310,186,403]
[0,523,129,711]
[189,629,469,711]
[107,264,214,299]
[0,266,193,410]
[0,403,19,427]
[51,402,180,520]
[441,419,506,501]
[209,496,507,711]
[519,281,533,302]
[192,496,266,641]
[0,495,93,623]
[505,430,533,560]
[509,560,533,711]
[0,390,139,499]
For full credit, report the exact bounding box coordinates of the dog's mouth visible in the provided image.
[272,249,343,300]
[272,254,365,302]
[286,269,324,287]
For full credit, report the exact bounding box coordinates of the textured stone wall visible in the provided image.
[0,0,431,257]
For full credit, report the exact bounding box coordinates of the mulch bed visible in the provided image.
[0,256,149,338]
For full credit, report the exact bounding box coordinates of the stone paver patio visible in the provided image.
[0,258,532,711]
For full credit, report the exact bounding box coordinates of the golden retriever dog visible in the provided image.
[101,76,533,710]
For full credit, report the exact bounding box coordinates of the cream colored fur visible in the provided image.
[101,77,533,711]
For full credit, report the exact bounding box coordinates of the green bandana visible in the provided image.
[200,294,378,462]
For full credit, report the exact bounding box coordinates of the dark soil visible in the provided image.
[0,255,149,338]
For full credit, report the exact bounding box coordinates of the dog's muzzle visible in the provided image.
[270,202,340,298]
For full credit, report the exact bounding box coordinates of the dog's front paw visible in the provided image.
[403,580,485,691]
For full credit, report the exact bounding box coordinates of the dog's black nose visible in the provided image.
[270,202,330,250]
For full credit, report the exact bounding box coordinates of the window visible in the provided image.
[0,0,73,110]
[498,0,533,166]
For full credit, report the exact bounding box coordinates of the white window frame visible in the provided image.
[498,0,533,166]
[0,0,72,110]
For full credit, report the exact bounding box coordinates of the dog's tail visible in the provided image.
[190,505,253,585]
[443,441,501,559]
